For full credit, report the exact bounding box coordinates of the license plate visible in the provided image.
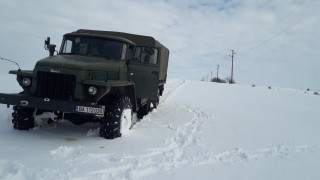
[75,106,105,116]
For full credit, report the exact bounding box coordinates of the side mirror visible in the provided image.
[44,37,50,47]
[145,47,154,55]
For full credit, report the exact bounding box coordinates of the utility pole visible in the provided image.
[229,49,236,84]
[216,65,219,82]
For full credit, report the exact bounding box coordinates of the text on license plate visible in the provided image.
[75,106,105,116]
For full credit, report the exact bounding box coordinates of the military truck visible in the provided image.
[0,29,169,139]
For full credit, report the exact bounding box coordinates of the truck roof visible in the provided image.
[69,29,166,49]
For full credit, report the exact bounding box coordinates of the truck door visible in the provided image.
[129,46,160,100]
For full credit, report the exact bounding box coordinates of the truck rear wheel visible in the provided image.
[12,106,35,130]
[99,96,132,139]
[137,103,150,119]
[150,92,160,111]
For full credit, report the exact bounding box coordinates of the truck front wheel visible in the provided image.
[99,96,132,139]
[12,106,35,130]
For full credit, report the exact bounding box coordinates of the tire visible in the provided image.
[99,96,132,139]
[150,93,160,111]
[137,97,160,119]
[12,106,35,130]
[137,102,150,119]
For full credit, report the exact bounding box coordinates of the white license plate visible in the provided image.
[75,106,105,116]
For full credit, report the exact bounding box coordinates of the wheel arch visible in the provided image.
[84,80,137,111]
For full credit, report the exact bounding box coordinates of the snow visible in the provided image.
[34,112,57,126]
[0,79,320,180]
[120,109,132,136]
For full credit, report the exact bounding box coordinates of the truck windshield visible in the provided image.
[60,36,126,60]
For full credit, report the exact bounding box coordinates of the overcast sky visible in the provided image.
[0,0,319,90]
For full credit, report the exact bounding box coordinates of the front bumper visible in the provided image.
[0,93,105,117]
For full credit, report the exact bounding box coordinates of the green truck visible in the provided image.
[0,29,169,139]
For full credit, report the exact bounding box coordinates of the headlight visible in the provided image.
[88,86,98,96]
[22,77,31,87]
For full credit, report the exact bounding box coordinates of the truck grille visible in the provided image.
[36,71,76,100]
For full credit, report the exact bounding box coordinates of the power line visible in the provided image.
[237,1,308,49]
[244,4,320,52]
[239,1,320,52]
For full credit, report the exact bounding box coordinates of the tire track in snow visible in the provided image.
[79,104,214,179]
[87,79,214,179]
[159,79,186,104]
[53,101,213,179]
[198,143,320,165]
[0,160,70,180]
[162,104,213,162]
[2,143,319,180]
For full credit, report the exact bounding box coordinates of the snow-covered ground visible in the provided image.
[0,79,319,180]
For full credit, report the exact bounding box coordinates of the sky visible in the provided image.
[0,0,319,90]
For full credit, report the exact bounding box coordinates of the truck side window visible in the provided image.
[133,47,141,61]
[149,48,158,64]
[133,47,158,64]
